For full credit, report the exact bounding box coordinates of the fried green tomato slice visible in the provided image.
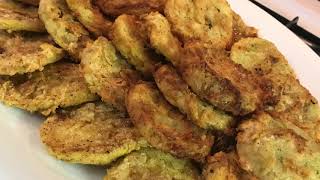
[40,102,148,165]
[237,112,320,180]
[0,62,98,115]
[0,31,65,75]
[154,65,234,131]
[0,0,45,32]
[104,149,200,180]
[126,82,214,161]
[165,0,233,49]
[203,152,257,180]
[96,0,167,17]
[39,0,92,60]
[65,0,112,37]
[81,37,141,111]
[15,0,39,6]
[111,14,161,78]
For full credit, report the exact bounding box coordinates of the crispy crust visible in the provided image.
[0,62,98,115]
[0,31,64,75]
[39,0,92,61]
[40,102,148,165]
[104,148,200,180]
[111,14,161,77]
[154,64,234,131]
[165,0,234,48]
[203,152,257,180]
[15,0,39,6]
[126,82,214,162]
[96,0,167,16]
[81,37,141,111]
[237,112,320,179]
[0,0,45,32]
[65,0,112,37]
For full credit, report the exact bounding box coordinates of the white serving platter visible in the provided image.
[0,0,319,179]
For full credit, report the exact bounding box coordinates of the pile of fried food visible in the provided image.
[1,0,320,179]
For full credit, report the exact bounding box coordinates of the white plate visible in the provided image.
[0,1,320,180]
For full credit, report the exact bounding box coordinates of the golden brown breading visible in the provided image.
[231,38,320,141]
[203,152,257,180]
[104,148,200,180]
[0,31,65,75]
[165,0,234,49]
[96,0,167,17]
[0,62,98,115]
[40,102,148,165]
[111,14,161,78]
[154,64,234,131]
[237,112,320,180]
[0,0,45,32]
[15,0,39,6]
[65,0,112,37]
[81,37,141,111]
[39,0,92,61]
[126,82,214,162]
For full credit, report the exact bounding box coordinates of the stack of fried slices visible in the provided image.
[0,0,319,179]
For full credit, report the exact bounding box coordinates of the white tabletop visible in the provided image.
[255,0,320,37]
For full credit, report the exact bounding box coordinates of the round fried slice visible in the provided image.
[126,82,214,162]
[111,14,161,78]
[165,0,233,48]
[0,31,65,75]
[154,65,234,131]
[0,0,45,32]
[104,148,200,180]
[39,0,92,60]
[15,0,39,6]
[65,0,112,37]
[96,0,167,17]
[81,37,141,111]
[40,102,148,165]
[0,62,98,115]
[237,112,320,180]
[203,152,257,180]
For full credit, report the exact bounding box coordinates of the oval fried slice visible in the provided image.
[111,14,161,78]
[126,82,214,161]
[39,0,92,60]
[0,0,45,32]
[96,0,167,17]
[104,148,200,180]
[81,37,141,111]
[0,62,98,115]
[65,0,112,37]
[40,102,148,165]
[203,152,257,180]
[237,112,320,180]
[15,0,39,6]
[165,0,233,48]
[0,31,65,75]
[154,65,234,131]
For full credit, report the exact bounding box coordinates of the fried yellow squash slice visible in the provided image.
[96,0,167,16]
[65,0,112,37]
[39,0,91,60]
[203,152,257,180]
[104,149,200,180]
[165,0,233,48]
[126,82,214,161]
[0,0,45,32]
[0,62,97,115]
[154,65,234,131]
[237,112,320,180]
[40,102,148,165]
[81,37,140,111]
[111,14,161,78]
[0,31,64,75]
